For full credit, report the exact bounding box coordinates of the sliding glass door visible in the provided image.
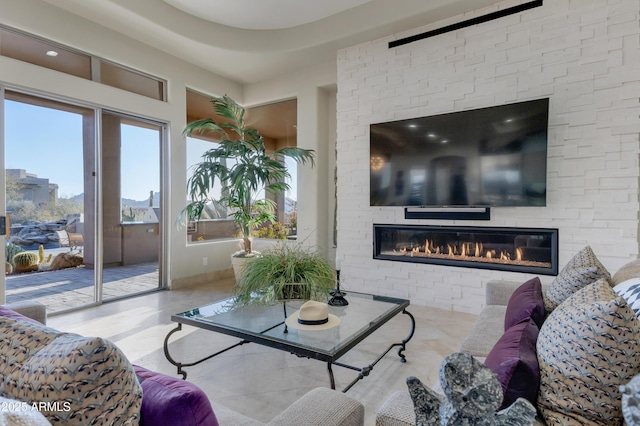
[3,90,165,313]
[101,111,163,301]
[3,91,96,311]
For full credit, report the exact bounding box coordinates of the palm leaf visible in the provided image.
[211,95,244,125]
[182,95,317,253]
[274,147,315,167]
[183,119,228,138]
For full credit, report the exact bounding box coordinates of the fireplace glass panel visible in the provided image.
[373,224,558,275]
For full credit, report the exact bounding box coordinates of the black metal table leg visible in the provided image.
[331,308,416,392]
[398,309,416,362]
[163,324,188,379]
[163,323,249,379]
[327,362,336,390]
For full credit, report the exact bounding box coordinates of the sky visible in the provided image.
[5,100,297,202]
[6,100,159,201]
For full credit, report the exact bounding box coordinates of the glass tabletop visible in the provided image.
[172,292,410,359]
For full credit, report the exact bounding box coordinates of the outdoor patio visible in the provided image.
[6,258,160,313]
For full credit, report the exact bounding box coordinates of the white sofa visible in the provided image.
[376,257,640,426]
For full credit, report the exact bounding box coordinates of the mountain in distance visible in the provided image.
[67,192,161,207]
[66,192,296,212]
[285,197,296,214]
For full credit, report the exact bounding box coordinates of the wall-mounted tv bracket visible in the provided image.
[389,0,543,49]
[404,206,491,221]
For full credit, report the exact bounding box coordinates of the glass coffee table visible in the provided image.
[164,291,415,392]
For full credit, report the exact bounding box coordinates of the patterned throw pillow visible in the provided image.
[544,246,610,312]
[614,277,640,318]
[537,279,640,425]
[0,317,61,384]
[12,334,142,425]
[0,317,142,426]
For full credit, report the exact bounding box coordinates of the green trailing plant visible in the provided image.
[235,242,336,305]
[5,242,24,267]
[178,95,315,256]
[13,251,40,273]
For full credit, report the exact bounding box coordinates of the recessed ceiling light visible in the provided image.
[46,50,59,57]
[427,133,437,139]
[408,124,417,128]
[441,140,449,144]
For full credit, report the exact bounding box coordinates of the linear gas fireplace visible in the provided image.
[373,224,558,275]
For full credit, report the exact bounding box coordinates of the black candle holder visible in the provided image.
[328,270,348,306]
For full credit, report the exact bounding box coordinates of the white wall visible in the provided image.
[0,0,339,297]
[336,0,640,313]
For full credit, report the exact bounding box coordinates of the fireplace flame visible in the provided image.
[395,240,535,267]
[381,229,553,272]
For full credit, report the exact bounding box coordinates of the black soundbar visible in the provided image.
[404,207,491,220]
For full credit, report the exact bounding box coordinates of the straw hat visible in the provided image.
[285,300,341,330]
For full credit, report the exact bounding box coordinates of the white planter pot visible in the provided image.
[231,253,259,283]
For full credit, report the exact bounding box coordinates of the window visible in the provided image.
[184,89,300,243]
[0,25,166,101]
[0,26,91,79]
[99,60,166,101]
[185,136,236,243]
[186,136,225,219]
[120,122,161,223]
[284,156,298,236]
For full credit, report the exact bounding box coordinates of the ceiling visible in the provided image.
[187,90,297,141]
[40,0,502,85]
[163,0,374,30]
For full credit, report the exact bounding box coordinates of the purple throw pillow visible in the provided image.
[134,365,219,426]
[484,318,540,410]
[0,306,41,325]
[504,277,545,330]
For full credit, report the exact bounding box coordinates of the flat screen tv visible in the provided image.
[370,98,549,207]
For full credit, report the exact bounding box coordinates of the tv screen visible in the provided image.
[370,98,549,207]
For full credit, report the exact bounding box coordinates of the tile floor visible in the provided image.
[47,278,478,425]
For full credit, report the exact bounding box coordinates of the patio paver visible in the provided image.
[6,262,160,313]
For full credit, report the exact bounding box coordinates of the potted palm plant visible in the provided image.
[178,95,315,278]
[235,242,336,305]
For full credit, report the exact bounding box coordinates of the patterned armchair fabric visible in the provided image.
[0,316,142,425]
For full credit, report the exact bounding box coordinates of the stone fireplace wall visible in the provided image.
[336,0,640,314]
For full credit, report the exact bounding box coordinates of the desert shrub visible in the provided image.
[254,221,288,239]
